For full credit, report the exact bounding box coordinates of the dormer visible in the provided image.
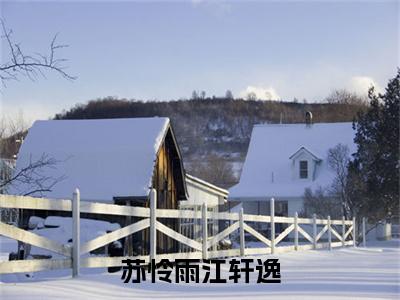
[289,147,322,181]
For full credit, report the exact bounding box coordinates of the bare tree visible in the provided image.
[187,154,236,188]
[325,89,367,106]
[0,115,65,197]
[0,113,28,159]
[1,153,66,197]
[301,144,352,219]
[301,187,342,219]
[191,90,199,100]
[225,90,234,100]
[0,19,76,86]
[246,92,257,101]
[327,143,351,218]
[0,117,66,233]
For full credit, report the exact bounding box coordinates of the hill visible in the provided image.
[56,97,364,187]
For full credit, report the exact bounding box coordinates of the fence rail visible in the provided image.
[0,190,362,277]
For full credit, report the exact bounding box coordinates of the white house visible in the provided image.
[229,122,356,217]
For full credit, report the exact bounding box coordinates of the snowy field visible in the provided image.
[1,239,399,300]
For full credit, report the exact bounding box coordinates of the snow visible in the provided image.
[230,123,356,199]
[0,240,398,299]
[34,216,120,258]
[28,216,45,230]
[0,237,17,262]
[11,118,170,202]
[0,216,121,261]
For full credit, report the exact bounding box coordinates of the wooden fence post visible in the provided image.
[312,213,317,250]
[294,212,298,251]
[239,207,245,256]
[342,216,346,247]
[362,217,366,248]
[202,203,208,260]
[352,217,356,247]
[72,188,80,278]
[150,189,157,262]
[270,198,275,254]
[327,215,332,251]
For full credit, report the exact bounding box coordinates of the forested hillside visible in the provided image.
[55,97,365,187]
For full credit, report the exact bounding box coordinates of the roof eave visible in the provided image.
[152,120,189,200]
[186,173,229,197]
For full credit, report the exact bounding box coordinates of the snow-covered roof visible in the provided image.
[185,173,229,198]
[11,118,170,201]
[289,147,322,162]
[229,122,356,200]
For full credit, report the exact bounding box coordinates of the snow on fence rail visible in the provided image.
[0,189,362,277]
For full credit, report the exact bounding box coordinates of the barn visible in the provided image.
[11,117,227,255]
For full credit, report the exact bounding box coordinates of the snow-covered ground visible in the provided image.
[1,239,399,299]
[0,217,121,262]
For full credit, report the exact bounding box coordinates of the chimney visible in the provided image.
[305,111,313,127]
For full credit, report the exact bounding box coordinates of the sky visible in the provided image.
[0,0,399,125]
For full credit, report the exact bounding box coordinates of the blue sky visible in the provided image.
[1,0,399,124]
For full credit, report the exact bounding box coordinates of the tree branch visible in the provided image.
[1,153,66,197]
[0,19,76,86]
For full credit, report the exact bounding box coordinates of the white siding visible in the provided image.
[287,198,304,217]
[185,181,221,208]
[179,175,228,252]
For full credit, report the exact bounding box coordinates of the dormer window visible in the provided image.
[289,147,321,181]
[299,160,308,179]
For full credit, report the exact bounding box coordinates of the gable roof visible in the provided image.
[229,122,356,200]
[185,173,229,198]
[11,117,182,202]
[289,146,322,162]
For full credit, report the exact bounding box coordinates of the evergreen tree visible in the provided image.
[351,70,399,220]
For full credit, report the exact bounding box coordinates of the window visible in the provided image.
[299,160,308,179]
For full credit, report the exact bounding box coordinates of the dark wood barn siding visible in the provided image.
[151,128,183,253]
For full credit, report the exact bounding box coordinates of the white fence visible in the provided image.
[0,189,360,276]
